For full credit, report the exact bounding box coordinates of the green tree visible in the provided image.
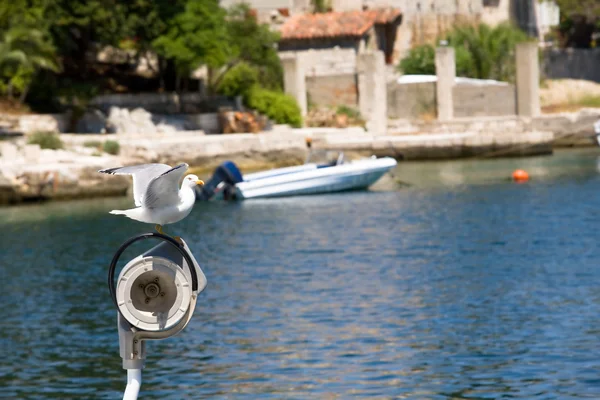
[40,0,185,76]
[0,1,47,33]
[221,3,283,90]
[553,0,600,20]
[553,0,600,48]
[0,27,60,102]
[120,1,186,52]
[118,0,186,82]
[153,0,231,91]
[216,62,259,98]
[44,0,129,71]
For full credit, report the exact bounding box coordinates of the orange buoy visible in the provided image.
[512,169,529,182]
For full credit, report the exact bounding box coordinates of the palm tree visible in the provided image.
[447,23,530,82]
[398,23,532,82]
[0,27,60,103]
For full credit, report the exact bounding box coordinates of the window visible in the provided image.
[483,0,500,6]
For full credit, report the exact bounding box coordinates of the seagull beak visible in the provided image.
[196,180,204,186]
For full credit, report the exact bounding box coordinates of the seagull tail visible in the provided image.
[109,210,128,215]
[108,207,149,223]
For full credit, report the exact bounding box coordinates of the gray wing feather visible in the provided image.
[142,163,189,209]
[99,163,172,207]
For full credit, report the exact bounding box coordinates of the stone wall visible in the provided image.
[319,130,553,160]
[19,114,70,133]
[388,0,483,60]
[89,93,239,114]
[387,82,516,119]
[306,75,358,107]
[543,48,600,83]
[281,48,357,77]
[387,82,436,119]
[454,84,516,117]
[387,108,600,147]
[0,113,70,134]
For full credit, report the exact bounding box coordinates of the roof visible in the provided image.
[279,8,402,41]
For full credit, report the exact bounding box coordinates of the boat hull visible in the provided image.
[235,157,397,199]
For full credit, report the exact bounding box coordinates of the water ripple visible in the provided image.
[2,151,600,398]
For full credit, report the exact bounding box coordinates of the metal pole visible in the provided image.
[123,369,142,400]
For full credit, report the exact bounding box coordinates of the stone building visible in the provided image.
[222,0,485,62]
[219,0,312,23]
[277,8,400,115]
[278,9,403,63]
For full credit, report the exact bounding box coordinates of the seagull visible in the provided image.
[99,163,204,238]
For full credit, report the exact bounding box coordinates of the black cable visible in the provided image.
[108,233,199,315]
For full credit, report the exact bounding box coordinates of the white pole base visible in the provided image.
[123,369,142,400]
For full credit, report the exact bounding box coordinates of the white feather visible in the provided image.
[100,163,199,226]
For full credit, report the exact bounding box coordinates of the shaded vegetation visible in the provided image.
[102,140,120,155]
[216,62,259,98]
[27,131,63,149]
[553,0,600,48]
[0,0,298,118]
[83,140,102,148]
[246,87,302,128]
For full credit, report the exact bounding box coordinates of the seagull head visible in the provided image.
[183,174,204,188]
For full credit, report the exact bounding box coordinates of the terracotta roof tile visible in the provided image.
[280,8,402,41]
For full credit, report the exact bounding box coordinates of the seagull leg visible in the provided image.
[156,224,183,244]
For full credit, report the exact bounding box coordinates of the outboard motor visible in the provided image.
[197,161,244,201]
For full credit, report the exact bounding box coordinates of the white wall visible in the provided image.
[361,0,482,15]
[481,0,511,26]
[280,48,357,77]
[331,0,362,11]
[224,0,484,15]
[219,0,310,13]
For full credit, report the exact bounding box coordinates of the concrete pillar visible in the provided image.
[515,42,540,118]
[0,142,18,161]
[281,53,307,117]
[435,47,455,121]
[357,51,387,135]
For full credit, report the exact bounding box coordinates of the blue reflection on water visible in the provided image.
[2,150,600,399]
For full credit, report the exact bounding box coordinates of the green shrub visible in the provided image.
[578,95,600,108]
[246,87,302,127]
[27,131,63,150]
[336,105,361,119]
[83,140,102,148]
[398,44,436,75]
[398,22,531,82]
[102,140,120,155]
[398,44,472,76]
[217,62,260,97]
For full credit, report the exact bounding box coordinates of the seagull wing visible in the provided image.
[99,163,172,207]
[142,163,189,209]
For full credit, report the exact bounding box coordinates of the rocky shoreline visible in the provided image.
[1,109,599,206]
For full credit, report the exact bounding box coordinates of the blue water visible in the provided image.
[2,149,600,399]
